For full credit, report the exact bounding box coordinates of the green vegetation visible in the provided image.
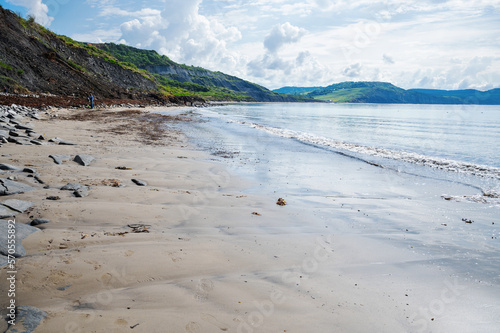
[96,43,177,67]
[96,43,260,101]
[0,75,27,92]
[155,74,252,101]
[273,86,322,95]
[274,81,500,104]
[0,61,13,71]
[312,88,367,102]
[66,60,85,72]
[0,61,24,76]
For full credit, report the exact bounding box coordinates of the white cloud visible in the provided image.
[7,0,54,26]
[72,0,500,90]
[118,0,243,71]
[71,28,122,44]
[263,22,306,53]
[383,54,394,64]
[343,63,362,77]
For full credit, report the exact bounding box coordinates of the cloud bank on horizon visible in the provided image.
[4,0,500,90]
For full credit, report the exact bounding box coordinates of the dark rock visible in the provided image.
[1,199,34,213]
[0,164,20,171]
[8,130,20,137]
[15,124,33,131]
[132,179,148,186]
[46,196,60,200]
[5,305,47,333]
[73,154,95,166]
[0,178,36,196]
[58,139,76,146]
[49,154,70,165]
[0,219,39,257]
[33,175,45,184]
[74,188,89,197]
[23,167,37,174]
[27,131,39,137]
[30,218,50,226]
[30,139,43,145]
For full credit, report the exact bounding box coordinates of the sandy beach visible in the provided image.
[1,105,499,333]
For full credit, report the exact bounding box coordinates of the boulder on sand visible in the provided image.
[0,178,36,196]
[73,154,95,166]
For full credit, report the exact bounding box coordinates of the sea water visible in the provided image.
[180,103,500,200]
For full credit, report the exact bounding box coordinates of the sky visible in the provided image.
[2,0,500,90]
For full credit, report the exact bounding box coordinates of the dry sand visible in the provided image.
[0,106,498,333]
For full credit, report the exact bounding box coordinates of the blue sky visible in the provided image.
[2,0,499,90]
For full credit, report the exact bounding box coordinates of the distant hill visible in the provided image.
[273,86,322,95]
[409,88,500,105]
[274,82,500,105]
[0,5,305,103]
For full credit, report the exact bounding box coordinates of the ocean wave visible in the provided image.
[232,120,500,181]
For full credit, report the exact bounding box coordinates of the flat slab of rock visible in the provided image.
[0,255,7,268]
[132,179,148,186]
[0,179,36,196]
[73,154,95,166]
[0,220,39,258]
[1,199,34,213]
[0,164,20,171]
[15,123,33,131]
[58,139,76,145]
[60,183,86,191]
[12,138,33,145]
[30,139,43,145]
[0,205,17,218]
[5,305,47,333]
[49,154,70,165]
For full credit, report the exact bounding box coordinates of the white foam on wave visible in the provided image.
[232,120,500,181]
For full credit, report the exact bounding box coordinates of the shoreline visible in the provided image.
[0,104,499,332]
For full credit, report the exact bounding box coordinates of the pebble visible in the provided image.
[132,179,148,186]
[30,218,50,226]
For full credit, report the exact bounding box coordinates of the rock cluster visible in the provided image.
[0,104,42,147]
[1,103,97,270]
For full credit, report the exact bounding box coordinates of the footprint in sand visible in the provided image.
[201,314,228,331]
[115,318,128,326]
[185,321,201,332]
[124,250,134,257]
[195,279,214,301]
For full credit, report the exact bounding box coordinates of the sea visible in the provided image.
[179,102,500,202]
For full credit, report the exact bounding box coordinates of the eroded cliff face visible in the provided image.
[0,7,157,98]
